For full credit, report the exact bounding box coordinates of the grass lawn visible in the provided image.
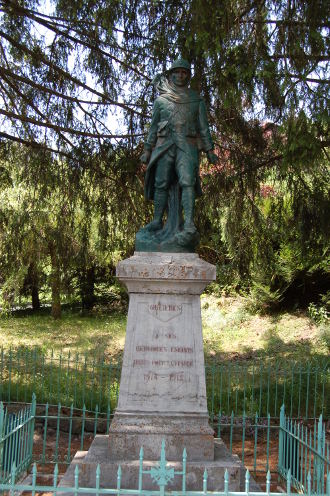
[0,309,126,359]
[0,294,328,364]
[201,294,329,364]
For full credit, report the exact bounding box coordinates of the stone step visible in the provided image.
[60,436,245,491]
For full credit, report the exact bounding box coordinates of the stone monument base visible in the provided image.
[108,412,214,461]
[135,227,200,253]
[59,253,260,492]
[60,436,247,491]
[110,252,217,468]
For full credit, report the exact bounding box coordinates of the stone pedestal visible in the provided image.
[60,252,253,491]
[109,252,216,462]
[60,436,246,492]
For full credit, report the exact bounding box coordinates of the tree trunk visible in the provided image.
[31,284,40,311]
[28,262,41,311]
[49,242,61,319]
[80,265,96,309]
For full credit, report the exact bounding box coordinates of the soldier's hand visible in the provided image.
[207,150,219,165]
[140,150,151,164]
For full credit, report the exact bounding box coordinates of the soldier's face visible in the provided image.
[171,68,189,87]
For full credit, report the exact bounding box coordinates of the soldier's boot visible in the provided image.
[144,188,168,231]
[181,186,197,233]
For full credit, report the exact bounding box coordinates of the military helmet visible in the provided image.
[168,58,191,73]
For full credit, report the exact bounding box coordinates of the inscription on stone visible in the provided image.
[143,371,192,384]
[152,327,177,340]
[136,345,168,352]
[148,301,182,322]
[134,345,193,354]
[151,360,193,367]
[123,297,202,407]
[132,359,149,367]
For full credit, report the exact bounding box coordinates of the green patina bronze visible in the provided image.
[136,58,218,253]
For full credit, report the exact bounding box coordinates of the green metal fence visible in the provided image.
[29,402,276,474]
[0,395,36,484]
[1,397,329,494]
[33,402,109,465]
[1,348,328,418]
[215,412,276,474]
[0,348,121,413]
[206,360,329,420]
[278,405,329,495]
[0,438,329,496]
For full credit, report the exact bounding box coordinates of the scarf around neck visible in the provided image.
[152,73,201,103]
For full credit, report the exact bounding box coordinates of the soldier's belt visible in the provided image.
[173,124,185,133]
[171,124,197,136]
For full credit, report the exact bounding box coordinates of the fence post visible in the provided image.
[245,469,250,494]
[67,404,74,463]
[266,470,271,495]
[0,402,4,482]
[242,411,246,466]
[305,363,310,419]
[8,348,12,404]
[307,471,311,496]
[53,463,59,490]
[182,447,187,493]
[278,404,285,473]
[224,469,229,496]
[203,468,208,494]
[32,463,37,496]
[266,413,270,473]
[94,404,99,437]
[54,402,61,462]
[0,402,4,436]
[95,464,100,496]
[217,411,221,438]
[210,362,215,422]
[29,394,36,463]
[117,465,122,496]
[80,404,86,451]
[287,468,291,496]
[74,464,79,496]
[0,348,3,401]
[316,414,323,494]
[229,411,234,454]
[253,412,258,474]
[10,461,16,495]
[138,446,143,491]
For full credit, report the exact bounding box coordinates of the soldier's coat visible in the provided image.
[144,85,213,201]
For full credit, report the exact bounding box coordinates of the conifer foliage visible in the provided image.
[0,0,329,314]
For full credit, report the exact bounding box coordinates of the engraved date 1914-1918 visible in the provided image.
[143,371,191,383]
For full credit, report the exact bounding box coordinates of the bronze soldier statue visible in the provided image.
[138,58,218,252]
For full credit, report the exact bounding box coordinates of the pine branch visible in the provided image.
[0,30,142,111]
[287,74,330,84]
[0,108,144,139]
[0,131,72,158]
[0,2,149,39]
[2,0,154,78]
[1,73,75,148]
[270,54,329,62]
[0,65,146,112]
